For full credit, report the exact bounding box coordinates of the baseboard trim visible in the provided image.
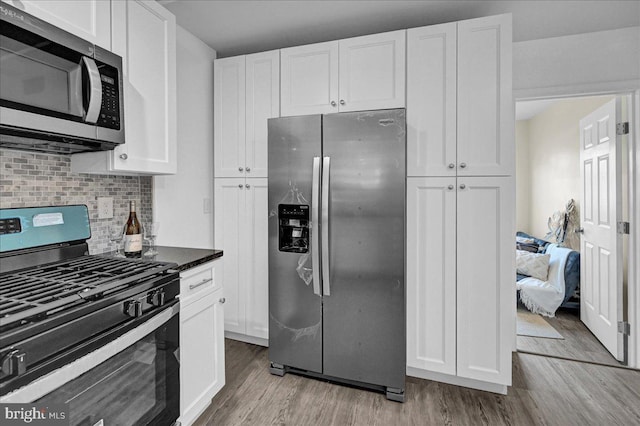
[225,331,269,347]
[406,367,508,395]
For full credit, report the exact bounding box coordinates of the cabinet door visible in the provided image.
[407,24,456,177]
[214,178,246,334]
[246,51,279,178]
[456,177,514,385]
[407,177,457,375]
[111,0,177,174]
[338,30,406,112]
[180,289,225,425]
[457,15,512,177]
[2,0,111,49]
[244,178,269,340]
[215,56,246,178]
[280,41,339,116]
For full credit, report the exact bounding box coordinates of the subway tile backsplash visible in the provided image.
[0,149,153,254]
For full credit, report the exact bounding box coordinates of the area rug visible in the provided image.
[517,309,564,339]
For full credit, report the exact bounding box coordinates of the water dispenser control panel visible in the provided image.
[278,204,309,253]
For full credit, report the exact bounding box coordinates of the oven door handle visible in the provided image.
[82,56,103,124]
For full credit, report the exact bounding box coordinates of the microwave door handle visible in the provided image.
[82,57,102,124]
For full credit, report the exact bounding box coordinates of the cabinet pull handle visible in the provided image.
[459,162,467,169]
[459,184,466,190]
[119,154,128,160]
[448,163,455,169]
[331,101,337,107]
[339,99,345,105]
[219,298,226,304]
[189,278,213,290]
[246,167,251,172]
[238,167,244,172]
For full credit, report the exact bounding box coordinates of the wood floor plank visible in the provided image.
[194,339,640,426]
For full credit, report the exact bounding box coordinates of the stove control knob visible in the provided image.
[124,300,142,318]
[1,349,27,377]
[149,290,165,307]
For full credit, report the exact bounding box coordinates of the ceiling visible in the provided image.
[515,99,558,121]
[159,0,640,58]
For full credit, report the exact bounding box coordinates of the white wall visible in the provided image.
[153,26,216,248]
[514,26,640,99]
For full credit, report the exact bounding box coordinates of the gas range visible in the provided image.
[0,205,180,424]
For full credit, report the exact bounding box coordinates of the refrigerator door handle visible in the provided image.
[311,156,322,296]
[321,156,331,296]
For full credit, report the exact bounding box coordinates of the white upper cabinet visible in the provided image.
[71,0,177,175]
[407,23,457,177]
[407,15,512,177]
[245,51,279,177]
[214,51,279,178]
[280,41,339,116]
[457,15,513,177]
[1,0,111,49]
[214,56,246,178]
[280,30,405,116]
[338,30,406,112]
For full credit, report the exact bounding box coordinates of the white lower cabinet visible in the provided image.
[407,176,514,391]
[179,262,225,426]
[214,178,269,345]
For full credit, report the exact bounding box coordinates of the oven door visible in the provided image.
[2,304,180,426]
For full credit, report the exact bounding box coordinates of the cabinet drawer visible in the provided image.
[180,262,217,304]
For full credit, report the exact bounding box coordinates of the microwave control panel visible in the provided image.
[97,65,121,130]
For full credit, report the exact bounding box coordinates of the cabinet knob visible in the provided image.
[219,297,226,304]
[459,184,466,190]
[119,154,128,160]
[340,99,345,105]
[246,167,251,172]
[576,228,585,234]
[448,163,455,169]
[448,184,454,190]
[238,184,243,189]
[331,101,337,107]
[245,184,250,189]
[459,162,467,169]
[238,167,244,172]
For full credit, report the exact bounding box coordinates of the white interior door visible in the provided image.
[579,98,624,361]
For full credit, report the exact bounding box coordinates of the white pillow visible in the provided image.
[516,250,551,281]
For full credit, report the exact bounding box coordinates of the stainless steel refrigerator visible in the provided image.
[268,109,406,402]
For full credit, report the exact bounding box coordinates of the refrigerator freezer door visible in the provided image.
[268,115,323,374]
[322,109,406,389]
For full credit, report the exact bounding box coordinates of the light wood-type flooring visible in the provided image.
[194,339,640,426]
[517,307,623,367]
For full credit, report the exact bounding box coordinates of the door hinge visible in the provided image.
[616,122,629,135]
[618,321,630,336]
[617,221,630,235]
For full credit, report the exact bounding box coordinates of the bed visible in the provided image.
[516,231,580,316]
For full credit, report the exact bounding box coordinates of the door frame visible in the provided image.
[514,89,639,369]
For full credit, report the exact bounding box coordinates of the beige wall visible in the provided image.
[516,95,614,245]
[515,120,531,233]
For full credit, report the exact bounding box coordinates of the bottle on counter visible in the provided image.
[123,200,142,258]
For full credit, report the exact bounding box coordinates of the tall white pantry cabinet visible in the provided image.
[406,15,514,393]
[213,51,279,345]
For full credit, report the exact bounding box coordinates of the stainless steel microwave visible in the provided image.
[0,3,124,154]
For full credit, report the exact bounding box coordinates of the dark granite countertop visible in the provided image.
[103,246,223,272]
[148,246,223,272]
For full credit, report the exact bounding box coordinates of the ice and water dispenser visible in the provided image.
[278,204,309,253]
